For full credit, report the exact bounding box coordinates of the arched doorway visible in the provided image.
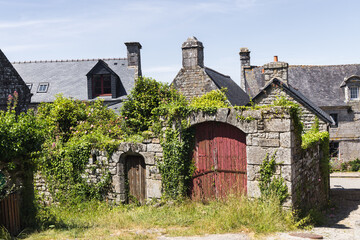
[190,121,247,200]
[125,154,146,204]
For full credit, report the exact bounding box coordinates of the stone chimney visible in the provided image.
[239,48,251,91]
[239,48,250,67]
[182,37,204,69]
[263,56,288,85]
[125,42,142,77]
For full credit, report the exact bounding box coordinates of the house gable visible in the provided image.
[0,49,31,111]
[252,78,333,131]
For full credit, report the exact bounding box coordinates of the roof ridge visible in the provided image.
[12,57,127,64]
[205,66,230,78]
[289,64,360,67]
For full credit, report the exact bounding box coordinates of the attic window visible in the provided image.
[93,74,111,96]
[26,83,32,90]
[350,86,359,100]
[37,83,49,93]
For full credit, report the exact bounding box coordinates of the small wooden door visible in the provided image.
[190,122,247,200]
[126,155,146,204]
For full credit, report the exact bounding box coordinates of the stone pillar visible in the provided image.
[125,42,142,77]
[263,57,288,85]
[182,37,204,69]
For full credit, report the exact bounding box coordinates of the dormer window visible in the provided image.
[340,76,360,102]
[26,83,32,90]
[37,82,49,93]
[350,86,359,100]
[93,74,111,96]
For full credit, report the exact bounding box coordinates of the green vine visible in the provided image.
[258,152,289,205]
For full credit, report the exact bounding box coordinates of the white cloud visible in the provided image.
[0,19,70,29]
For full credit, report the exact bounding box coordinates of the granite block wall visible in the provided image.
[35,138,163,205]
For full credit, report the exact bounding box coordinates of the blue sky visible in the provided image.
[1,0,360,85]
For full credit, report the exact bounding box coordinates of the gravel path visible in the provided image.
[159,174,360,240]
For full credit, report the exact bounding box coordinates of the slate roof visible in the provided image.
[245,64,360,107]
[253,78,334,124]
[13,58,136,103]
[205,67,250,106]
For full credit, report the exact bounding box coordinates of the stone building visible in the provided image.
[239,50,359,162]
[11,42,142,113]
[0,49,31,112]
[172,37,249,106]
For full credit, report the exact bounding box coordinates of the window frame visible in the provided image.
[92,74,112,97]
[26,83,33,91]
[350,86,359,100]
[37,82,49,93]
[330,113,338,128]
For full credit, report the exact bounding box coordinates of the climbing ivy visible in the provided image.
[258,152,289,205]
[158,128,195,199]
[36,95,123,204]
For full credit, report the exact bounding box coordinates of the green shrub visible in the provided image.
[121,77,187,134]
[36,95,122,204]
[190,88,230,114]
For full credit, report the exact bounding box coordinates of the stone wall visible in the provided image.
[35,138,163,205]
[35,107,328,209]
[292,142,329,210]
[254,84,327,131]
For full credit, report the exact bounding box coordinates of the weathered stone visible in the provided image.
[147,144,162,153]
[146,179,162,199]
[215,108,229,122]
[247,164,260,181]
[280,132,292,148]
[267,132,279,139]
[118,143,147,152]
[247,146,292,165]
[259,138,279,147]
[140,152,155,165]
[247,180,261,198]
[264,118,291,132]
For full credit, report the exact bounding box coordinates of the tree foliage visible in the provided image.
[0,93,45,199]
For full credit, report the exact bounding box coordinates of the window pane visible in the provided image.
[350,87,359,99]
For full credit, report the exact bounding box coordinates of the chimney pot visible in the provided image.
[274,56,278,62]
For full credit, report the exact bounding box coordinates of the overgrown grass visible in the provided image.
[22,195,296,239]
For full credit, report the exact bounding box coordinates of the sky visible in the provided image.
[1,0,360,85]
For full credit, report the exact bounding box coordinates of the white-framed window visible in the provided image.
[350,86,359,100]
[26,83,32,90]
[37,82,49,93]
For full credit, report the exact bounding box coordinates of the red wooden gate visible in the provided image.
[190,122,247,200]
